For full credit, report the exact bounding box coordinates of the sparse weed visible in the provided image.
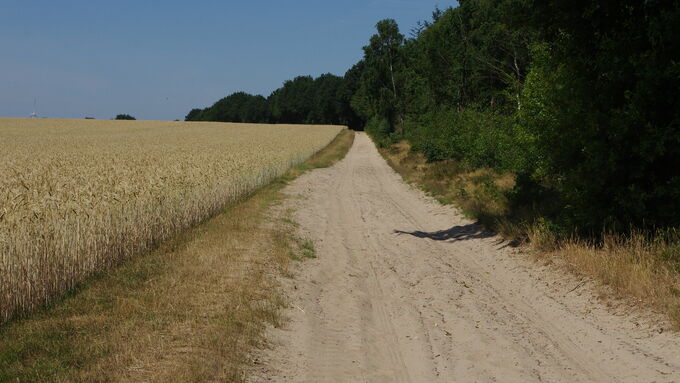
[301,240,316,259]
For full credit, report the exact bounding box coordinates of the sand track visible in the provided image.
[251,133,680,382]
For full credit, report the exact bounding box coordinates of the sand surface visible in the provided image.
[251,133,680,382]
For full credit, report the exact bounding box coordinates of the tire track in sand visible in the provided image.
[250,132,680,383]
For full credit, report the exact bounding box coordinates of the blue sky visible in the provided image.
[0,1,456,121]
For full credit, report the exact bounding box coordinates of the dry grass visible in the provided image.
[533,231,680,327]
[0,118,343,323]
[379,138,680,328]
[380,140,516,233]
[0,129,355,382]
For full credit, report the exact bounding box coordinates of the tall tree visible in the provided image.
[352,19,406,129]
[519,0,680,229]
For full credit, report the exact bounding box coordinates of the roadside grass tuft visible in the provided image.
[286,239,317,261]
[301,240,317,259]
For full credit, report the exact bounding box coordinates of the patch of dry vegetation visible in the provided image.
[381,141,516,234]
[531,229,680,327]
[0,129,354,382]
[0,118,342,322]
[380,139,680,328]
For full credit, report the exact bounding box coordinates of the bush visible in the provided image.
[405,107,519,170]
[365,116,394,147]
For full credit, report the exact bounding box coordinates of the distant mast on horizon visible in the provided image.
[29,98,37,118]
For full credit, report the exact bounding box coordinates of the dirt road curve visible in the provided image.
[251,133,680,382]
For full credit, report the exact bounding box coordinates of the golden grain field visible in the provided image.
[0,118,343,322]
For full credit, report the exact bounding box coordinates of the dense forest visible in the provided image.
[187,0,680,235]
[185,75,362,129]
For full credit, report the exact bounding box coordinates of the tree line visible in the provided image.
[187,0,680,233]
[185,75,362,129]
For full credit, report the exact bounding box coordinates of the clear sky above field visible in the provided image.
[0,0,456,121]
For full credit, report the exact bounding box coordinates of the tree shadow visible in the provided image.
[393,223,494,242]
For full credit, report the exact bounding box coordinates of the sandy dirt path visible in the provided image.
[250,133,680,382]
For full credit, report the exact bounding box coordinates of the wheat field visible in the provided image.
[0,118,343,322]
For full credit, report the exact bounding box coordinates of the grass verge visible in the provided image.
[0,129,354,383]
[380,141,518,236]
[379,139,680,329]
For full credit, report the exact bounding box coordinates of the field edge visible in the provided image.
[0,129,355,382]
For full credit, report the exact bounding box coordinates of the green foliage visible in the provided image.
[518,1,680,230]
[405,107,518,170]
[404,2,532,113]
[269,76,315,123]
[364,116,393,147]
[184,109,202,121]
[115,114,135,120]
[186,92,270,123]
[352,19,406,129]
[269,74,358,126]
[186,0,680,235]
[358,0,680,234]
[186,74,363,129]
[300,240,316,259]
